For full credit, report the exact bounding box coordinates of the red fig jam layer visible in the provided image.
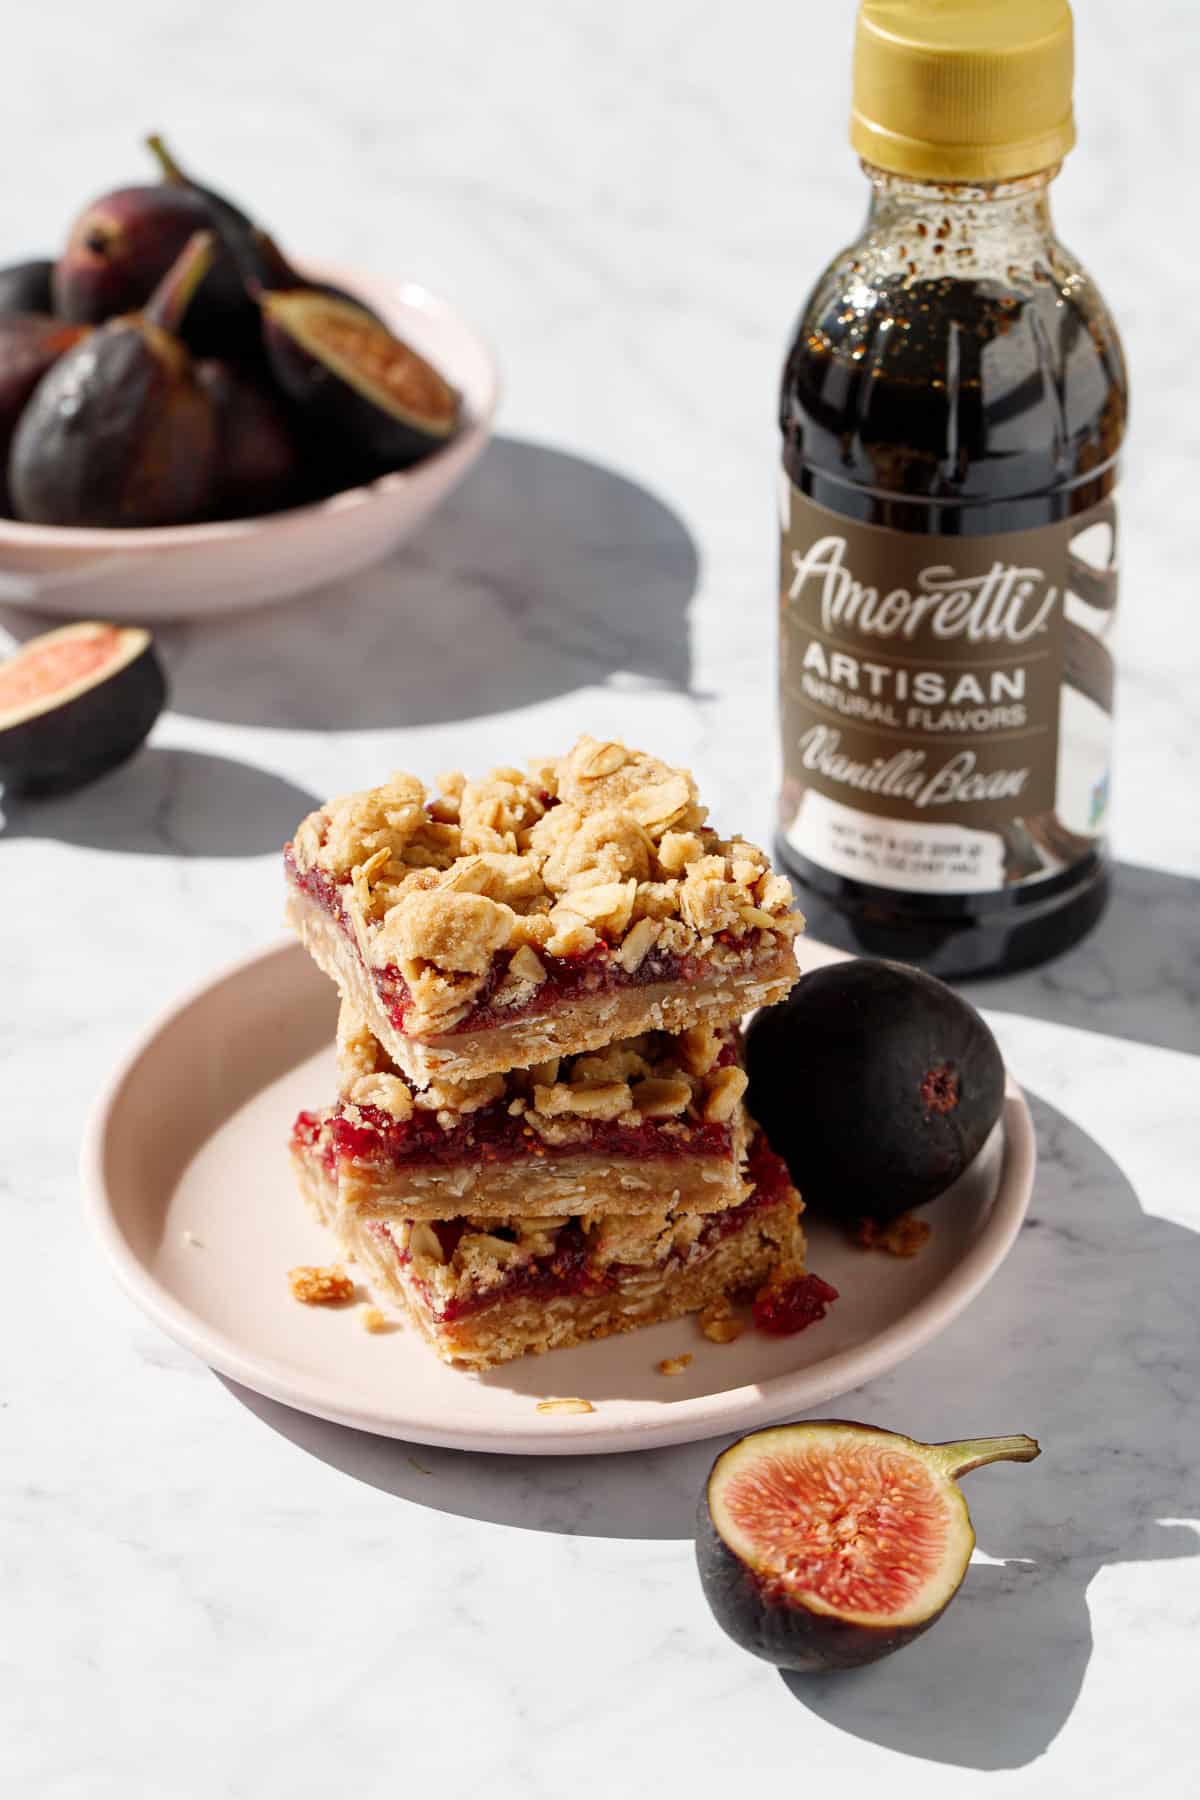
[374,1140,794,1325]
[291,1109,335,1173]
[333,1101,734,1170]
[286,846,713,1037]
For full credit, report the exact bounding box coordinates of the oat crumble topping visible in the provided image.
[290,737,801,1036]
[336,1002,747,1141]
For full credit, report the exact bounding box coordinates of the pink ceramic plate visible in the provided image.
[0,265,499,621]
[82,937,1035,1455]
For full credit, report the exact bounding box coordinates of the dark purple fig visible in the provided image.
[0,619,166,796]
[259,289,460,480]
[143,133,262,355]
[0,259,54,316]
[196,359,301,517]
[11,233,219,528]
[0,315,88,512]
[744,958,1005,1224]
[245,229,383,321]
[696,1421,1040,1672]
[53,182,212,324]
[145,132,254,251]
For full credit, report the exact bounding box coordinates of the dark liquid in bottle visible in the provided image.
[778,239,1127,978]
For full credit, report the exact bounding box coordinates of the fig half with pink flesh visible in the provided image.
[259,289,460,478]
[0,620,165,795]
[696,1420,1039,1672]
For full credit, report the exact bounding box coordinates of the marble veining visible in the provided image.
[2,2,1199,1795]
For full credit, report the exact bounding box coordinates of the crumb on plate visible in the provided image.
[288,1264,355,1305]
[658,1354,693,1376]
[698,1297,745,1345]
[535,1397,595,1416]
[853,1212,932,1258]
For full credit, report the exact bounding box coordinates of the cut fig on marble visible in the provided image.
[696,1420,1040,1671]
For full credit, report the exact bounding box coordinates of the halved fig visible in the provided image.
[258,289,460,479]
[0,620,166,795]
[696,1420,1039,1672]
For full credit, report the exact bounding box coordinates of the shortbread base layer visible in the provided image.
[339,1103,752,1221]
[286,885,797,1086]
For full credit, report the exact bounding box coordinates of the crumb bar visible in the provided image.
[284,736,801,1085]
[326,1003,754,1220]
[291,1130,805,1372]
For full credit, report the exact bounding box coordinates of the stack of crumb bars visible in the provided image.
[285,737,808,1371]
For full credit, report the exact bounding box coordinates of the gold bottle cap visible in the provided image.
[850,0,1076,182]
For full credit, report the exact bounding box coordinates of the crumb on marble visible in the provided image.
[658,1354,693,1376]
[535,1397,595,1416]
[288,1264,355,1305]
[360,1305,390,1333]
[852,1212,932,1258]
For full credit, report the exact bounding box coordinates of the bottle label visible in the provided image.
[778,481,1117,896]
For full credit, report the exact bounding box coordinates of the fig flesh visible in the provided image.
[0,259,54,316]
[696,1420,1039,1672]
[0,620,166,795]
[259,289,460,478]
[11,232,218,529]
[744,959,1005,1224]
[196,358,302,517]
[0,315,89,513]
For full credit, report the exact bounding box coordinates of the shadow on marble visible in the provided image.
[0,746,318,857]
[962,860,1200,1057]
[780,1089,1200,1769]
[222,1377,718,1540]
[145,436,699,730]
[222,1081,1200,1768]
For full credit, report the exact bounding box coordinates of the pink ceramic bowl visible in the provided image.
[0,264,499,622]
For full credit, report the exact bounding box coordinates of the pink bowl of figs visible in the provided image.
[0,134,499,622]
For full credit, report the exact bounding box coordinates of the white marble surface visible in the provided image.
[3,3,1200,1794]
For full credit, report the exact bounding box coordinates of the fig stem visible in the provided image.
[146,132,187,186]
[933,1435,1041,1479]
[143,230,216,334]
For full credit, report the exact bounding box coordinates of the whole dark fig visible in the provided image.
[196,359,301,517]
[0,315,88,513]
[245,229,383,321]
[0,260,54,316]
[744,957,1006,1224]
[143,133,262,356]
[12,232,219,528]
[53,182,211,324]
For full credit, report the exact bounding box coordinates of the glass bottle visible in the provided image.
[776,0,1127,977]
